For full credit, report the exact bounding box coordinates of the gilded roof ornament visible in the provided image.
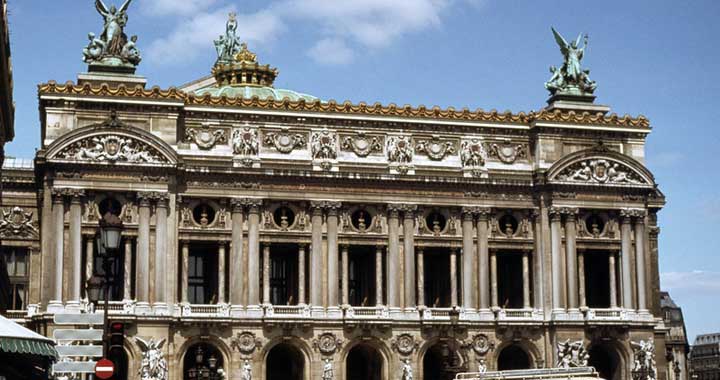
[235,43,258,63]
[545,27,596,99]
[83,0,141,73]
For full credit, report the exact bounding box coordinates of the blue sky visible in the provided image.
[5,0,720,340]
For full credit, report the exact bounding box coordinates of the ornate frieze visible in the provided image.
[184,124,227,149]
[556,340,589,368]
[311,129,338,171]
[263,129,307,153]
[386,135,414,174]
[555,158,646,185]
[415,135,456,161]
[55,134,167,164]
[487,140,527,164]
[391,334,418,356]
[460,138,488,177]
[0,207,38,239]
[341,132,383,157]
[232,127,259,156]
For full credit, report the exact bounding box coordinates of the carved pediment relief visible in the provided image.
[53,134,170,164]
[0,207,38,239]
[547,145,654,187]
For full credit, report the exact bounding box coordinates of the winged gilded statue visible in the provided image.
[545,27,597,96]
[83,0,141,67]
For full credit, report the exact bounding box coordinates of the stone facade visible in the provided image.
[660,292,689,380]
[691,334,720,380]
[1,21,672,380]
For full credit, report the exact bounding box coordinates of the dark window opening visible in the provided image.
[588,344,621,380]
[497,344,531,371]
[347,344,383,380]
[497,252,524,309]
[426,212,447,234]
[188,243,219,304]
[89,238,126,302]
[584,251,611,308]
[98,198,122,216]
[269,243,299,305]
[499,213,518,236]
[585,214,605,237]
[266,343,304,380]
[273,207,295,229]
[2,247,28,310]
[348,245,376,306]
[424,248,452,308]
[351,209,372,231]
[192,204,216,227]
[183,343,224,380]
[423,342,464,380]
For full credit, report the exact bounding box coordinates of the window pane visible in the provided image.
[15,251,27,276]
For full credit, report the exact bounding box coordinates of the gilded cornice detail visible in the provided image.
[38,82,650,129]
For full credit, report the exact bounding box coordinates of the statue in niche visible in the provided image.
[401,359,414,380]
[322,359,334,380]
[545,27,597,96]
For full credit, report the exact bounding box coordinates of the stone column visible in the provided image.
[564,209,579,310]
[298,244,307,305]
[326,203,341,307]
[310,203,324,307]
[387,206,401,308]
[69,192,83,304]
[123,238,132,300]
[85,236,94,298]
[154,195,168,307]
[247,200,262,307]
[476,208,491,310]
[218,243,226,304]
[417,247,425,307]
[262,243,271,304]
[402,205,417,308]
[181,241,190,303]
[461,208,476,309]
[375,245,384,306]
[522,250,531,309]
[230,199,245,306]
[136,194,151,305]
[620,211,634,309]
[609,252,618,308]
[51,192,65,304]
[531,210,546,311]
[577,250,586,308]
[341,245,349,306]
[490,249,498,308]
[450,248,458,308]
[549,207,563,310]
[634,211,648,311]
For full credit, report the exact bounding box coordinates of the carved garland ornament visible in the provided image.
[231,331,262,355]
[341,133,383,157]
[55,134,167,164]
[263,129,307,153]
[184,125,227,149]
[313,332,342,355]
[0,207,38,239]
[488,141,527,164]
[555,158,646,185]
[415,136,456,161]
[391,334,418,356]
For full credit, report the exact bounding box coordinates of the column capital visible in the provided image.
[137,191,168,206]
[461,207,475,221]
[230,197,263,212]
[474,207,493,221]
[620,208,646,221]
[387,203,417,217]
[549,206,578,220]
[53,187,85,201]
[310,200,342,213]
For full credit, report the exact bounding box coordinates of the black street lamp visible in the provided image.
[94,211,123,358]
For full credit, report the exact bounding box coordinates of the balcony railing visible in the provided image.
[496,308,543,321]
[4,310,27,321]
[264,304,311,318]
[344,306,389,319]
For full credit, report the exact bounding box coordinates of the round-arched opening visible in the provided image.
[351,209,371,231]
[99,197,122,217]
[499,214,518,236]
[183,343,225,380]
[273,206,296,229]
[423,342,464,380]
[588,344,621,380]
[426,212,447,234]
[497,344,531,371]
[192,204,216,227]
[346,344,383,380]
[266,343,304,380]
[585,214,605,237]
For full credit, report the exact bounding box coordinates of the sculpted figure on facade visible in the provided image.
[214,13,243,63]
[556,339,589,368]
[387,135,414,174]
[322,358,334,380]
[0,206,37,239]
[460,138,488,177]
[136,337,168,380]
[311,129,338,160]
[632,340,657,380]
[84,0,141,68]
[545,27,596,96]
[240,360,252,380]
[57,135,164,164]
[401,359,414,380]
[557,159,645,185]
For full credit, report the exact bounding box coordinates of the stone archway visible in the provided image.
[182,343,225,380]
[266,342,305,380]
[497,344,531,371]
[589,344,622,380]
[423,341,465,380]
[346,343,383,380]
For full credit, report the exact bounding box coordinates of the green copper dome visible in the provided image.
[194,84,317,102]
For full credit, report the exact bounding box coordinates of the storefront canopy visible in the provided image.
[0,315,57,359]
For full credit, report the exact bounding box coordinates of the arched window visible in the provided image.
[423,341,464,379]
[266,343,304,380]
[184,343,225,380]
[346,344,383,380]
[497,344,531,371]
[588,344,622,380]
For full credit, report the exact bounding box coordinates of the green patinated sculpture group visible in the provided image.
[82,0,141,70]
[545,27,597,97]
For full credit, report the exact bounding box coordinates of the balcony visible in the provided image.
[344,306,389,319]
[496,308,543,322]
[264,304,311,318]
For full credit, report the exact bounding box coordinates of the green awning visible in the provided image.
[0,315,58,360]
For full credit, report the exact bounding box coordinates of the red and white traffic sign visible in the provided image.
[95,358,115,380]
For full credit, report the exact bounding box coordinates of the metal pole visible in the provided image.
[103,257,110,358]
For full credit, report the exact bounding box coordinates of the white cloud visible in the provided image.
[661,271,720,294]
[307,38,354,65]
[146,7,284,65]
[140,0,218,16]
